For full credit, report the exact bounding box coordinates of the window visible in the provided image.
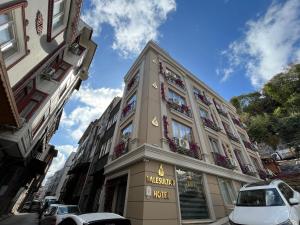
[168,89,186,106]
[222,121,232,133]
[234,149,245,165]
[99,142,107,158]
[0,1,28,68]
[172,120,192,141]
[107,113,118,129]
[219,178,236,205]
[209,137,222,154]
[42,55,71,81]
[237,189,284,207]
[0,12,17,59]
[105,137,112,155]
[176,168,209,220]
[199,108,209,119]
[52,0,65,30]
[278,183,294,203]
[127,94,136,107]
[48,0,69,41]
[166,68,181,80]
[251,156,261,170]
[121,123,133,139]
[239,132,247,141]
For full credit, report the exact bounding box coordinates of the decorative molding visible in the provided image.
[35,10,43,35]
[105,144,261,183]
[151,116,159,127]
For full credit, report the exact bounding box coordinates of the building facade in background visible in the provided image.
[60,97,122,211]
[0,0,96,215]
[62,41,266,225]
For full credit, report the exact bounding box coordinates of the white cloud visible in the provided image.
[44,145,76,183]
[219,0,300,87]
[61,85,123,140]
[82,0,176,57]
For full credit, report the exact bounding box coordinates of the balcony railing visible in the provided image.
[240,164,257,176]
[194,93,211,106]
[112,140,129,160]
[167,100,192,118]
[165,74,185,90]
[122,101,136,118]
[201,117,221,132]
[212,152,236,169]
[168,137,202,160]
[225,130,240,143]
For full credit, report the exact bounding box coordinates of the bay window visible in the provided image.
[218,178,236,205]
[176,168,210,220]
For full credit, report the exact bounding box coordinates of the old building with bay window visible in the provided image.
[99,41,266,225]
[0,0,96,216]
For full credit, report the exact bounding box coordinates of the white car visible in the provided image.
[57,213,131,225]
[229,180,300,225]
[40,204,80,225]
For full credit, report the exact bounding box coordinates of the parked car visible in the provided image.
[30,199,42,212]
[40,196,60,219]
[40,204,80,225]
[271,148,296,161]
[58,213,131,225]
[229,180,300,225]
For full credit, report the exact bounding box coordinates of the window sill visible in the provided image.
[170,108,193,123]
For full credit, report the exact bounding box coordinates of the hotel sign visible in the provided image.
[145,164,176,200]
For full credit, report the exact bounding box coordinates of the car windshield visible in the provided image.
[237,188,285,207]
[57,206,80,215]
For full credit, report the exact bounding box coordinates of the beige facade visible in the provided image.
[98,41,265,225]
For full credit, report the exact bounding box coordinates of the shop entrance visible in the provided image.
[104,175,128,216]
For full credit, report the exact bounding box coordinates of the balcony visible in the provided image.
[225,130,240,143]
[168,137,202,160]
[232,117,244,128]
[212,152,236,169]
[64,43,87,68]
[243,140,257,152]
[121,101,136,118]
[216,107,228,118]
[167,100,192,118]
[240,164,257,176]
[112,140,129,160]
[194,93,211,106]
[165,74,185,90]
[201,117,221,132]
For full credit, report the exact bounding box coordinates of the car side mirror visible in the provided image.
[289,197,299,205]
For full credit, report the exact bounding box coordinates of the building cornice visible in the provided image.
[105,143,261,183]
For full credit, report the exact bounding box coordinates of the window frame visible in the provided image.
[171,120,192,142]
[0,0,29,69]
[168,88,186,106]
[47,0,70,42]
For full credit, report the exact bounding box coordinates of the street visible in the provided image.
[0,213,38,225]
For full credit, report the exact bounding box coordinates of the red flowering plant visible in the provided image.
[122,101,135,117]
[189,142,202,159]
[113,142,126,159]
[201,117,221,132]
[212,152,235,169]
[175,78,185,89]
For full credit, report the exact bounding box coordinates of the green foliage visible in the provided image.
[231,64,300,149]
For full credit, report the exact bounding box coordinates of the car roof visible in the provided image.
[241,179,284,190]
[78,213,125,222]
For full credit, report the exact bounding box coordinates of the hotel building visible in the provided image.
[0,0,96,215]
[101,41,266,225]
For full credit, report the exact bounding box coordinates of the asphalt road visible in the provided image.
[0,213,38,225]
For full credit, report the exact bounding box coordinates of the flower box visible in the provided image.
[194,93,211,106]
[201,117,221,132]
[167,100,192,118]
[212,152,236,169]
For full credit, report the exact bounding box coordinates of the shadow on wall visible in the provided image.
[39,35,59,53]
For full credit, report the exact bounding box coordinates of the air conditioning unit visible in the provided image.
[178,138,190,149]
[41,67,55,80]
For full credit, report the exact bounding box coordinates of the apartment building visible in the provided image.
[95,41,267,225]
[0,0,96,215]
[60,97,122,212]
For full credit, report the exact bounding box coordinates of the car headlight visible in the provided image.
[277,219,293,225]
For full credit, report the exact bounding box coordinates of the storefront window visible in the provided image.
[176,168,209,220]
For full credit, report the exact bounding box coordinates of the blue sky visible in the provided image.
[46,0,300,178]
